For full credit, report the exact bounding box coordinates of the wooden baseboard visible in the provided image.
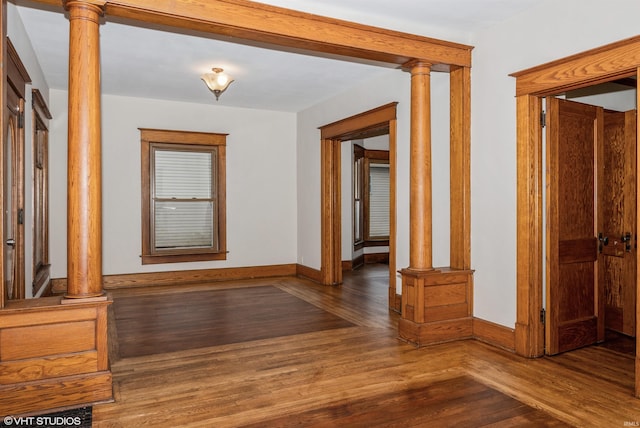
[52,263,298,292]
[472,317,516,352]
[364,253,389,264]
[296,264,322,283]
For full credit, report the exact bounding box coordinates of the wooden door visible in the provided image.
[599,109,637,337]
[546,97,604,355]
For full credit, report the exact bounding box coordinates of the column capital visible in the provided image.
[402,59,432,73]
[64,0,106,16]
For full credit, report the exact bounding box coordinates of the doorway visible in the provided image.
[319,103,398,310]
[512,35,640,395]
[545,92,637,356]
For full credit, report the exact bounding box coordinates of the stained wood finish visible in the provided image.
[92,266,640,426]
[50,263,298,293]
[511,36,640,97]
[546,97,602,355]
[0,297,112,416]
[319,103,398,301]
[406,60,434,271]
[320,137,342,286]
[515,94,545,358]
[113,286,354,359]
[450,66,472,270]
[65,0,105,299]
[512,41,640,386]
[399,268,473,346]
[599,110,637,337]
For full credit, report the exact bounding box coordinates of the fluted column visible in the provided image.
[407,60,434,271]
[64,0,105,299]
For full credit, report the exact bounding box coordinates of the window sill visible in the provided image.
[142,251,227,265]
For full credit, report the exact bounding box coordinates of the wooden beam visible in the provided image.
[511,35,640,96]
[27,0,472,68]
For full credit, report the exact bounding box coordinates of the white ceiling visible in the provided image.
[13,0,540,112]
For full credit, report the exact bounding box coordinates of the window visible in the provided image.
[366,161,390,239]
[353,146,389,247]
[141,129,226,264]
[353,144,365,246]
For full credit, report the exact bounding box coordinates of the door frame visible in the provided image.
[511,36,640,395]
[319,103,398,308]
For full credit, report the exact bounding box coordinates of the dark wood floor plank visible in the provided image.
[113,285,354,358]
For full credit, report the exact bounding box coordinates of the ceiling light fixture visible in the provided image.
[201,67,234,101]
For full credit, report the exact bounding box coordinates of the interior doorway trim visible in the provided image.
[511,35,640,395]
[319,103,398,307]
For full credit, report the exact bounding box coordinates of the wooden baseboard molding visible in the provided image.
[364,253,389,264]
[296,264,323,283]
[51,264,298,292]
[473,317,516,352]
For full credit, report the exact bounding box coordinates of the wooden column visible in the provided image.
[64,0,105,299]
[399,61,473,346]
[406,61,434,271]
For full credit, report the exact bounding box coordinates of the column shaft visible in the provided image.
[65,1,104,299]
[408,61,433,271]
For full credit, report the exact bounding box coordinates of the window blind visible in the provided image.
[153,149,216,250]
[368,163,389,238]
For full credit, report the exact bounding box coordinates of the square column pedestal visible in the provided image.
[399,267,474,346]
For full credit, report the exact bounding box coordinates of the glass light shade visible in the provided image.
[201,68,234,100]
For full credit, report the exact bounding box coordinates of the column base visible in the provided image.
[61,294,108,305]
[399,267,474,347]
[399,317,473,346]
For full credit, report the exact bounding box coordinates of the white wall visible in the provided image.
[296,69,451,291]
[470,0,640,327]
[49,90,297,277]
[7,3,50,297]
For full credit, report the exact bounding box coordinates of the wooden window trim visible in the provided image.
[140,129,227,265]
[32,89,52,296]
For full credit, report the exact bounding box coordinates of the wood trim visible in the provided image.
[449,66,471,269]
[515,94,544,358]
[364,253,389,264]
[0,0,6,309]
[51,264,298,291]
[296,263,323,284]
[0,297,113,415]
[637,66,640,398]
[98,0,473,68]
[140,129,227,264]
[511,36,640,97]
[319,103,398,300]
[473,318,516,352]
[320,138,342,285]
[320,103,398,139]
[511,38,640,371]
[6,38,31,97]
[32,88,52,120]
[388,118,397,297]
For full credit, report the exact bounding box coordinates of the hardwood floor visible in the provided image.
[94,265,640,427]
